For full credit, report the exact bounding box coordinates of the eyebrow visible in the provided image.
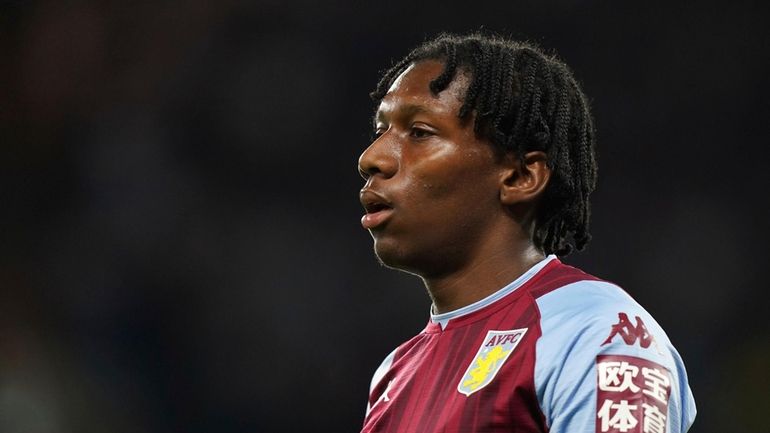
[374,103,431,123]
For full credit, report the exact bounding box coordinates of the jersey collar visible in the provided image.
[429,255,558,331]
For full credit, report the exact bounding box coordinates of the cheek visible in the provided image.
[400,171,454,206]
[409,157,496,202]
[396,166,498,239]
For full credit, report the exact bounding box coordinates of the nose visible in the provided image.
[358,134,398,180]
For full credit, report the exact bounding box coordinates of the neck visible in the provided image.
[423,243,546,314]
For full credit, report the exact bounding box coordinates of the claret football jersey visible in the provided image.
[362,256,696,433]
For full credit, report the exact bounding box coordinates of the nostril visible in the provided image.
[358,167,370,180]
[358,158,382,180]
[359,139,396,179]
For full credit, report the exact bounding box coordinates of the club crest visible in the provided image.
[457,328,527,396]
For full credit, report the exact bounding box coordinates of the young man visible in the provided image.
[357,34,696,433]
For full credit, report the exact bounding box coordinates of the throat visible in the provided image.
[423,248,546,314]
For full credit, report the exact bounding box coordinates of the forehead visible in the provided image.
[376,60,469,120]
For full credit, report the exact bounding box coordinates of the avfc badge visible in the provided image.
[457,328,528,396]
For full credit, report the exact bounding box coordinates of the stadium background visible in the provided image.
[1,1,767,432]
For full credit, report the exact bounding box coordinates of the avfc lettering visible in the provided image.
[484,333,523,347]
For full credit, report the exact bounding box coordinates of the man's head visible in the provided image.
[367,33,597,257]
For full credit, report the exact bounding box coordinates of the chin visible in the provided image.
[372,238,435,277]
[373,238,415,272]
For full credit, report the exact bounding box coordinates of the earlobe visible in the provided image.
[499,151,551,205]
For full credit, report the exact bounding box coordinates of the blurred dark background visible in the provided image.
[1,1,768,432]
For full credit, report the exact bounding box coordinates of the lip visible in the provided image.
[360,189,394,230]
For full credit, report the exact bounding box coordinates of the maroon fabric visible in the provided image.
[361,260,597,433]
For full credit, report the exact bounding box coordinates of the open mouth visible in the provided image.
[361,201,393,230]
[360,193,394,230]
[364,201,392,214]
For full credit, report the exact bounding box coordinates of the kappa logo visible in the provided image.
[601,312,657,351]
[372,380,393,407]
[457,328,527,396]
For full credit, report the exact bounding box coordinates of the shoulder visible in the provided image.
[531,276,696,432]
[534,278,672,364]
[369,348,397,393]
[367,330,428,394]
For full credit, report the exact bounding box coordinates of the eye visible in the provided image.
[409,125,434,139]
[371,124,387,141]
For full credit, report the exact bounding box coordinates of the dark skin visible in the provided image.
[358,60,552,314]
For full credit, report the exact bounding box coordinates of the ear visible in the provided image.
[499,151,551,206]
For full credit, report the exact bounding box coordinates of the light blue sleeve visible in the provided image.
[366,348,396,415]
[534,280,696,433]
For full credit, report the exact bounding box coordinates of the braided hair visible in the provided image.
[370,33,598,256]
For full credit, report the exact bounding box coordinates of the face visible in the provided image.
[358,60,507,277]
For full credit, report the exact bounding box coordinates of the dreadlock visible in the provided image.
[371,33,598,256]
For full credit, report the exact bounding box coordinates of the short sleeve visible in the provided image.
[533,280,696,433]
[365,348,397,415]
